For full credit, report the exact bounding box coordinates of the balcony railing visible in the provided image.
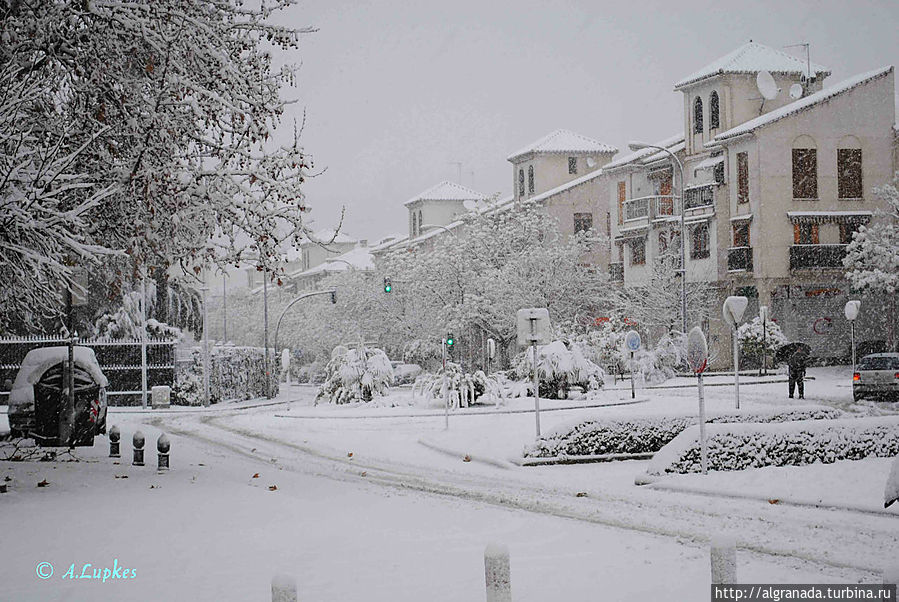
[727,247,753,272]
[609,262,624,282]
[684,185,714,210]
[623,195,676,222]
[789,244,847,270]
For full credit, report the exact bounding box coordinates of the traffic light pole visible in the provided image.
[442,339,448,430]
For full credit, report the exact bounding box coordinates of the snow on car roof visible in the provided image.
[9,346,108,409]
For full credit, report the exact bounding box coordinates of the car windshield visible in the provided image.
[858,356,899,370]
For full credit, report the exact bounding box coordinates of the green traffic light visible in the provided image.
[384,285,392,293]
[446,335,454,346]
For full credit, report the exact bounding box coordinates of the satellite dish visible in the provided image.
[586,157,597,168]
[462,200,478,211]
[789,83,803,100]
[756,71,779,100]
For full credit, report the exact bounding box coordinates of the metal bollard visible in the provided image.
[133,431,145,467]
[484,543,511,602]
[271,574,297,602]
[157,434,170,471]
[109,425,121,458]
[710,535,737,585]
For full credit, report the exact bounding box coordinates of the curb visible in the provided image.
[514,452,655,467]
[416,438,514,470]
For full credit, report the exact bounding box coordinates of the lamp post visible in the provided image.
[845,300,861,372]
[759,305,769,376]
[201,280,210,407]
[628,142,687,335]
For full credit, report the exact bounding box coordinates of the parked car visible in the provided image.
[853,352,899,402]
[8,346,108,446]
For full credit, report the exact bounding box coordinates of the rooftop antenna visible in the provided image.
[784,42,814,93]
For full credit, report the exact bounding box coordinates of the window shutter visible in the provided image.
[794,223,800,244]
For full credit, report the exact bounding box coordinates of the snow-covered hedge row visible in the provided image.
[648,416,899,474]
[524,406,843,458]
[173,346,278,405]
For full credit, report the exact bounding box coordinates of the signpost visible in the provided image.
[516,308,551,437]
[624,330,641,400]
[722,296,749,409]
[759,305,769,376]
[282,348,291,409]
[486,338,495,377]
[686,327,709,475]
[844,300,861,372]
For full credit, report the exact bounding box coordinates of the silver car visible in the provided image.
[853,353,899,401]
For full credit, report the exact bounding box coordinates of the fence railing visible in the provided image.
[0,336,177,406]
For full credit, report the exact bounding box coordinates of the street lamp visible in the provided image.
[420,223,459,238]
[845,300,861,372]
[628,142,687,335]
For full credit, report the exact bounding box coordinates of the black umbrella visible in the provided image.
[775,342,811,364]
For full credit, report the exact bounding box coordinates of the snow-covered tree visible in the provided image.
[0,1,317,329]
[843,175,899,349]
[413,362,502,408]
[316,345,393,405]
[514,340,604,399]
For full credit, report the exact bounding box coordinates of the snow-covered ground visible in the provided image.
[1,366,897,601]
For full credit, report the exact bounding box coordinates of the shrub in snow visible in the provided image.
[525,406,843,459]
[647,416,899,474]
[737,317,789,362]
[413,362,503,408]
[392,363,422,385]
[514,340,604,399]
[625,331,687,386]
[293,360,327,384]
[316,346,393,404]
[172,345,277,405]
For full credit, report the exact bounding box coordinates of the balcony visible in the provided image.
[609,262,624,282]
[684,185,714,210]
[622,195,676,223]
[789,244,847,270]
[727,247,753,272]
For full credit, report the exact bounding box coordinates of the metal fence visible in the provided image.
[0,336,176,406]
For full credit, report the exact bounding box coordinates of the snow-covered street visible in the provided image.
[2,368,896,601]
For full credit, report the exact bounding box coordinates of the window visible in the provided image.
[528,165,534,194]
[839,222,859,244]
[709,91,720,129]
[568,156,577,175]
[693,97,703,134]
[838,148,863,199]
[617,181,626,225]
[518,168,525,198]
[733,222,750,247]
[658,231,668,254]
[411,211,417,237]
[630,238,645,265]
[793,223,819,245]
[792,148,818,199]
[737,152,749,204]
[573,212,593,234]
[418,210,423,234]
[684,185,714,209]
[691,223,710,259]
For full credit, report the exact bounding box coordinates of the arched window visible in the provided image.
[518,168,525,198]
[837,135,863,199]
[691,223,710,259]
[527,165,535,194]
[418,210,423,234]
[709,91,720,129]
[792,135,818,200]
[693,97,703,134]
[411,211,417,237]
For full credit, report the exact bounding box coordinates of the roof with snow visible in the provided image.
[288,244,374,280]
[603,133,685,171]
[674,41,830,90]
[710,66,894,145]
[506,129,617,162]
[403,181,487,207]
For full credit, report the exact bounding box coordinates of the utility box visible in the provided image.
[516,308,551,347]
[151,385,171,409]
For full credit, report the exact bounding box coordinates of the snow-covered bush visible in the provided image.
[413,362,502,408]
[392,363,422,385]
[316,346,393,405]
[626,331,686,386]
[514,340,604,399]
[172,345,277,405]
[737,317,789,362]
[292,359,327,384]
[525,406,844,459]
[648,416,899,474]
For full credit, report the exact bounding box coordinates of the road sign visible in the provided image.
[624,330,641,352]
[686,327,709,374]
[487,338,496,360]
[516,308,551,347]
[844,300,860,321]
[722,296,749,327]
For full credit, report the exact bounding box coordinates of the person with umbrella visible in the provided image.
[787,347,809,399]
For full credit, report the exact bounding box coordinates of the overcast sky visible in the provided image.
[272,0,899,243]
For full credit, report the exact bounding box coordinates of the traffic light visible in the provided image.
[383,277,392,293]
[446,333,454,347]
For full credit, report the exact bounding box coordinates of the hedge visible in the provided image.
[172,345,278,405]
[524,406,843,459]
[647,416,899,474]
